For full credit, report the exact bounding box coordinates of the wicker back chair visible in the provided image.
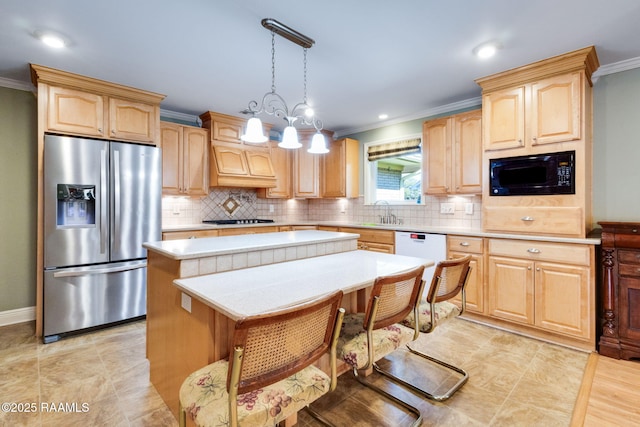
[335,265,426,427]
[179,290,345,427]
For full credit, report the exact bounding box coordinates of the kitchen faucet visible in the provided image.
[373,200,397,224]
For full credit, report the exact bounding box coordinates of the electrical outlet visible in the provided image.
[440,203,455,214]
[269,204,274,213]
[465,203,474,215]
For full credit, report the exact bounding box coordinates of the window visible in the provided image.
[363,135,422,205]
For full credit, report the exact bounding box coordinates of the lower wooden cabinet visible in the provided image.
[447,235,485,314]
[487,238,594,342]
[162,230,219,240]
[339,227,395,254]
[217,226,278,236]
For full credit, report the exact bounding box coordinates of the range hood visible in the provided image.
[200,111,277,189]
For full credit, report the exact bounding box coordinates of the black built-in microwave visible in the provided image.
[489,151,575,196]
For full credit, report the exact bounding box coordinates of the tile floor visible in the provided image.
[0,317,588,426]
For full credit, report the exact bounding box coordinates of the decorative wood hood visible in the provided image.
[200,111,277,188]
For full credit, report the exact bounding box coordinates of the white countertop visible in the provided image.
[163,221,601,245]
[143,230,359,260]
[173,250,433,320]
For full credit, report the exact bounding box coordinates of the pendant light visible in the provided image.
[241,18,328,153]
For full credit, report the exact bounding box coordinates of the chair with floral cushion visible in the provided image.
[336,265,426,427]
[382,254,472,402]
[179,290,345,427]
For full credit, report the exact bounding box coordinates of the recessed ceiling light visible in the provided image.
[473,41,500,59]
[34,30,67,49]
[378,114,388,120]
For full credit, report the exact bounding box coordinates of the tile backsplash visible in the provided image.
[162,188,482,229]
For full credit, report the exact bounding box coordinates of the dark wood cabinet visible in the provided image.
[598,221,640,360]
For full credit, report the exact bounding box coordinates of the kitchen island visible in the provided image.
[143,230,432,419]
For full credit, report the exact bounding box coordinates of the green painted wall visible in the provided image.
[592,67,640,223]
[0,87,37,311]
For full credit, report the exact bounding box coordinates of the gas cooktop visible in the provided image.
[202,219,275,225]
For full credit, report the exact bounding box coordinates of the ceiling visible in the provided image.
[2,0,640,136]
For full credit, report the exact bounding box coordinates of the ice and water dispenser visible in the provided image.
[56,184,96,227]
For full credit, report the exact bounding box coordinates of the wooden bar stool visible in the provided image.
[179,290,345,427]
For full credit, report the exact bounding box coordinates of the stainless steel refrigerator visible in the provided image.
[43,134,161,343]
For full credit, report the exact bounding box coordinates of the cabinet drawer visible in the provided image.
[484,206,583,236]
[162,230,219,240]
[488,239,591,265]
[447,236,483,254]
[339,227,395,245]
[619,250,640,266]
[619,264,640,277]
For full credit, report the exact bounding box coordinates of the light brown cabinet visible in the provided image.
[321,138,359,198]
[162,229,219,240]
[339,227,395,254]
[487,238,594,342]
[200,111,276,188]
[258,141,292,199]
[293,130,322,198]
[476,46,599,238]
[217,226,279,236]
[482,73,581,151]
[160,122,209,196]
[423,110,482,195]
[447,235,485,314]
[44,83,159,143]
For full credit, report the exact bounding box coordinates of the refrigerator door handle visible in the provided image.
[100,149,108,254]
[113,148,121,254]
[52,261,147,278]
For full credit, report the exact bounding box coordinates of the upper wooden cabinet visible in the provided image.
[321,137,359,198]
[482,73,581,151]
[293,130,323,198]
[257,141,292,199]
[159,122,209,197]
[476,46,600,238]
[31,64,164,144]
[199,111,276,188]
[423,109,482,195]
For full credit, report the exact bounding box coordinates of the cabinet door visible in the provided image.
[534,262,591,339]
[453,110,482,194]
[619,277,640,341]
[47,86,105,137]
[483,87,525,151]
[162,230,219,240]
[260,142,292,198]
[321,138,359,198]
[530,73,581,146]
[294,147,319,198]
[361,241,395,254]
[109,98,156,143]
[212,117,244,143]
[159,123,183,195]
[450,252,484,314]
[183,127,209,196]
[246,150,276,177]
[488,256,534,324]
[423,117,451,195]
[212,146,249,176]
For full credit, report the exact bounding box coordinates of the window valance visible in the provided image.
[367,138,421,161]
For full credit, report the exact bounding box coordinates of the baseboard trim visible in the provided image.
[0,306,36,327]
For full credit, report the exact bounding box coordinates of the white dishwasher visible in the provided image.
[395,231,447,289]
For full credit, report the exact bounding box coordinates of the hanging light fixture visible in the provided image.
[241,18,328,153]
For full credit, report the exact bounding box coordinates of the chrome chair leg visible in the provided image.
[373,344,469,402]
[352,367,422,427]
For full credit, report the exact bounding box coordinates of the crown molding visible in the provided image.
[335,97,482,138]
[592,55,640,83]
[0,76,34,92]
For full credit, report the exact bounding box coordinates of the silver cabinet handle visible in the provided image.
[100,149,108,254]
[460,242,470,247]
[53,261,146,278]
[527,248,541,254]
[521,216,534,221]
[113,149,121,254]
